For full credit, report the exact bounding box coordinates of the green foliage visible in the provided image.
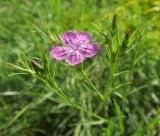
[0,0,160,136]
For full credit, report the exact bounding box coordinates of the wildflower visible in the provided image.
[50,30,99,65]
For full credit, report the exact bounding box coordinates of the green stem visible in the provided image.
[52,81,76,106]
[49,84,106,121]
[105,62,116,90]
[81,70,104,101]
[75,104,108,123]
[39,76,75,107]
[48,97,108,123]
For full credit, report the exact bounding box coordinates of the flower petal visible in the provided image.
[79,43,99,57]
[77,32,91,44]
[67,51,84,66]
[50,46,73,60]
[60,30,77,45]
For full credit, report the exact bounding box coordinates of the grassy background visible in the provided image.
[0,0,160,136]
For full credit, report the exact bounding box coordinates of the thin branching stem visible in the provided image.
[81,64,104,101]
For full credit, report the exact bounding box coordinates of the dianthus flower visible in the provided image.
[50,30,99,65]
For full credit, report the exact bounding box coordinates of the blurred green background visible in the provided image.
[0,0,160,136]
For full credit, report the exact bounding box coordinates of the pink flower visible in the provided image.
[50,30,99,66]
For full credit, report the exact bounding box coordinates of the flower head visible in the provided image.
[50,30,99,66]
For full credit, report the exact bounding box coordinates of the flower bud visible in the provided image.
[50,35,56,45]
[31,60,44,74]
